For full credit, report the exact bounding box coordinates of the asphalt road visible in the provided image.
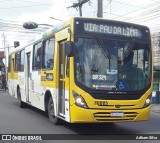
[0,91,160,143]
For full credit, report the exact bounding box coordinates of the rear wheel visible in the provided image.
[17,89,26,108]
[48,97,61,125]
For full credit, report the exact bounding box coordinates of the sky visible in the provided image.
[0,0,160,51]
[1,0,67,20]
[0,0,69,47]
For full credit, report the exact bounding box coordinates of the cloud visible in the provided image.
[4,0,72,47]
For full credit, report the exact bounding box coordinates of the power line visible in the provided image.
[68,0,90,16]
[0,3,55,10]
[61,0,67,19]
[15,0,55,5]
[0,18,24,24]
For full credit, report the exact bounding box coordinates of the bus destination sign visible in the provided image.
[75,18,150,38]
[84,23,140,37]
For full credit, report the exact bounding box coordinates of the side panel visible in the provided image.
[25,44,44,110]
[8,53,18,97]
[40,37,55,111]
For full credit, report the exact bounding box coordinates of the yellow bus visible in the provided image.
[8,17,153,124]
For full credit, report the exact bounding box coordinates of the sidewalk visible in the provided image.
[151,104,160,114]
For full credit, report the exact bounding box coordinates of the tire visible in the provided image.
[47,97,61,125]
[17,89,26,108]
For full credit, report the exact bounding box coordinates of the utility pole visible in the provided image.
[1,33,7,52]
[97,0,103,18]
[68,0,90,16]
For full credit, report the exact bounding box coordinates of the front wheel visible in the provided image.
[48,97,61,125]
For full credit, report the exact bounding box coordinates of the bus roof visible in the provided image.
[9,17,150,55]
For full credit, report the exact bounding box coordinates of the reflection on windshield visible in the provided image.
[75,37,151,91]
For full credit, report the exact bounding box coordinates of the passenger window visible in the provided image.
[20,50,25,71]
[33,42,42,70]
[42,37,54,69]
[15,52,20,72]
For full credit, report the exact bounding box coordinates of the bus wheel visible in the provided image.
[17,89,26,108]
[48,97,61,125]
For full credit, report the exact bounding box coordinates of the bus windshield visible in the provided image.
[75,37,151,91]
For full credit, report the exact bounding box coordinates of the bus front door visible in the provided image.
[58,40,69,118]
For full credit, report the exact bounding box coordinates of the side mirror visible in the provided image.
[23,22,38,29]
[14,41,20,48]
[65,41,74,57]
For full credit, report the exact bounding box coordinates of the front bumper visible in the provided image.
[70,104,151,123]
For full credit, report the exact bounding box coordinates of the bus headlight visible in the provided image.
[143,95,151,108]
[73,91,88,109]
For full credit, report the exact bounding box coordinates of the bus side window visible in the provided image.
[20,50,25,71]
[15,52,20,72]
[42,37,54,69]
[33,42,42,70]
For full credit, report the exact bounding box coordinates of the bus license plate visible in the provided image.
[111,112,124,117]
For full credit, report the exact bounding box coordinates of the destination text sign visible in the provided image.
[75,18,150,38]
[84,23,140,37]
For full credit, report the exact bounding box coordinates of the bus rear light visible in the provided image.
[73,91,88,109]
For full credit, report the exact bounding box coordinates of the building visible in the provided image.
[0,51,5,80]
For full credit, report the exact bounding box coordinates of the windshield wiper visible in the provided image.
[95,36,110,60]
[124,41,136,59]
[95,36,111,72]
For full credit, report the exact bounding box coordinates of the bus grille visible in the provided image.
[93,112,138,122]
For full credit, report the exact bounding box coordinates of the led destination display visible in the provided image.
[75,18,150,38]
[84,23,140,37]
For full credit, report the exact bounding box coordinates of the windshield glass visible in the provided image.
[75,37,151,91]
